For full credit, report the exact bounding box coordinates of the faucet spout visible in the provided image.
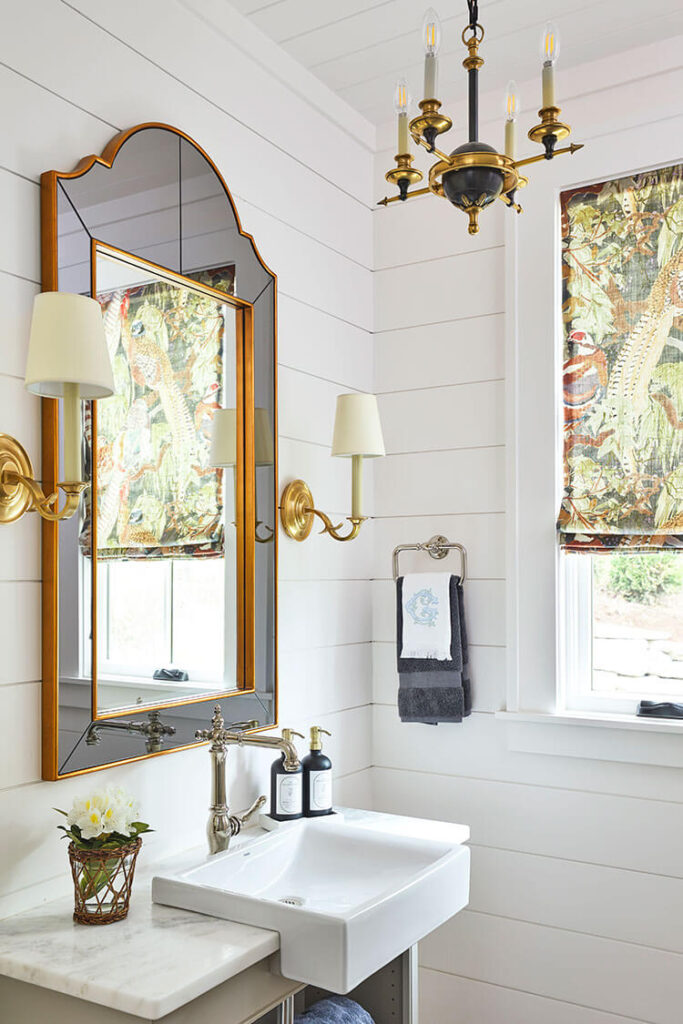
[224,730,301,771]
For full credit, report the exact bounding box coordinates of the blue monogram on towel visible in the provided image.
[405,588,439,627]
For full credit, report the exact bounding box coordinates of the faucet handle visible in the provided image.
[232,795,267,835]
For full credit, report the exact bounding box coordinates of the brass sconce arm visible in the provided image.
[8,471,87,522]
[309,506,366,543]
[280,479,368,544]
[0,434,87,525]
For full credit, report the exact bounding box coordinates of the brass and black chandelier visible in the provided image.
[379,0,583,234]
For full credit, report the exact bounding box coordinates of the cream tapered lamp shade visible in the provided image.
[209,409,237,468]
[210,408,274,468]
[254,408,274,467]
[24,292,114,481]
[24,292,114,399]
[331,393,385,458]
[331,393,384,520]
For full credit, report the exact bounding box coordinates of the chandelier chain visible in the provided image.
[466,0,479,30]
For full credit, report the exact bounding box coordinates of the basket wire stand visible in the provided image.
[68,837,142,925]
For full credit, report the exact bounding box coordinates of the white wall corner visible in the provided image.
[179,0,377,153]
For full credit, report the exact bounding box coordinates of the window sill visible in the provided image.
[496,709,683,767]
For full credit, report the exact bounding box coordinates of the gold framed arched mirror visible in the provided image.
[40,124,277,779]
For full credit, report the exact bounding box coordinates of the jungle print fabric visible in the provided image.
[558,163,683,551]
[81,266,235,560]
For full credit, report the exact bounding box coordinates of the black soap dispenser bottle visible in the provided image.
[302,727,333,817]
[270,729,304,821]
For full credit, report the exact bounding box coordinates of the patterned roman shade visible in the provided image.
[80,266,235,560]
[558,163,683,551]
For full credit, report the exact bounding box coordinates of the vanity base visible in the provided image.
[0,957,302,1024]
[0,948,419,1024]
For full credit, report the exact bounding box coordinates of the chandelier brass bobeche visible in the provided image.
[379,1,583,235]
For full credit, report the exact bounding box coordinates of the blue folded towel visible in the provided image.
[294,996,375,1023]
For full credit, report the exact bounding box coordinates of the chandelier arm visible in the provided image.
[377,187,432,207]
[514,142,584,170]
[411,132,450,163]
[498,193,522,214]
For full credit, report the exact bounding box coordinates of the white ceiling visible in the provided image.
[229,0,683,125]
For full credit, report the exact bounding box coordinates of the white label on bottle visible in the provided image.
[309,770,332,812]
[276,774,302,816]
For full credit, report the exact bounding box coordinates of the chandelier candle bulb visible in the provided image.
[540,23,559,107]
[504,81,519,159]
[394,77,410,152]
[422,8,442,98]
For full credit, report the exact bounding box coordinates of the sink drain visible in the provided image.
[278,895,305,907]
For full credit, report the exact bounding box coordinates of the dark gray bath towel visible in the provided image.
[397,575,471,724]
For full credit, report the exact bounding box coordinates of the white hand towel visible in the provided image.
[400,572,452,660]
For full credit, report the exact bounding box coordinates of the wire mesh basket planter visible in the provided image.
[68,837,142,925]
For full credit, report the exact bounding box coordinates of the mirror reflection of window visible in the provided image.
[83,248,239,715]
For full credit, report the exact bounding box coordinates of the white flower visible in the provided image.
[66,786,141,842]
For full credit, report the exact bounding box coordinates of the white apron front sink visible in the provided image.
[152,808,469,993]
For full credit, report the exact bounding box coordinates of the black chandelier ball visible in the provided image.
[441,142,505,212]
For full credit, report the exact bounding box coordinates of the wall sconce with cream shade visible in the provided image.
[210,407,275,542]
[0,292,114,524]
[280,393,385,543]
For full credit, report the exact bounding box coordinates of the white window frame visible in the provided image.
[499,91,683,765]
[95,559,227,687]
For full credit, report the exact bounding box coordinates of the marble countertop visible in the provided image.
[0,831,280,1020]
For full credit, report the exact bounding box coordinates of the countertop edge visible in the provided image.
[0,928,281,1020]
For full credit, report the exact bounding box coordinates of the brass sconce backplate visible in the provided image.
[280,479,315,541]
[0,435,33,524]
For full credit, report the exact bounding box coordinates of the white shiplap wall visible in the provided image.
[4,7,683,1024]
[372,37,683,1024]
[0,0,375,919]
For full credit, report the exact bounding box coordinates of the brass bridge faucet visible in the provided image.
[195,705,301,854]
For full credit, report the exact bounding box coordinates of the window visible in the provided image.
[97,558,226,684]
[562,551,683,712]
[558,163,683,713]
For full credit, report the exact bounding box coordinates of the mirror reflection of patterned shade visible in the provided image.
[210,407,274,467]
[81,265,236,561]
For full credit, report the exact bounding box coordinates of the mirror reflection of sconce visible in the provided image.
[280,393,385,543]
[0,292,114,525]
[210,407,275,543]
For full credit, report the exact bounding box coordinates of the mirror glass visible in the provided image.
[92,247,241,716]
[45,126,277,777]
